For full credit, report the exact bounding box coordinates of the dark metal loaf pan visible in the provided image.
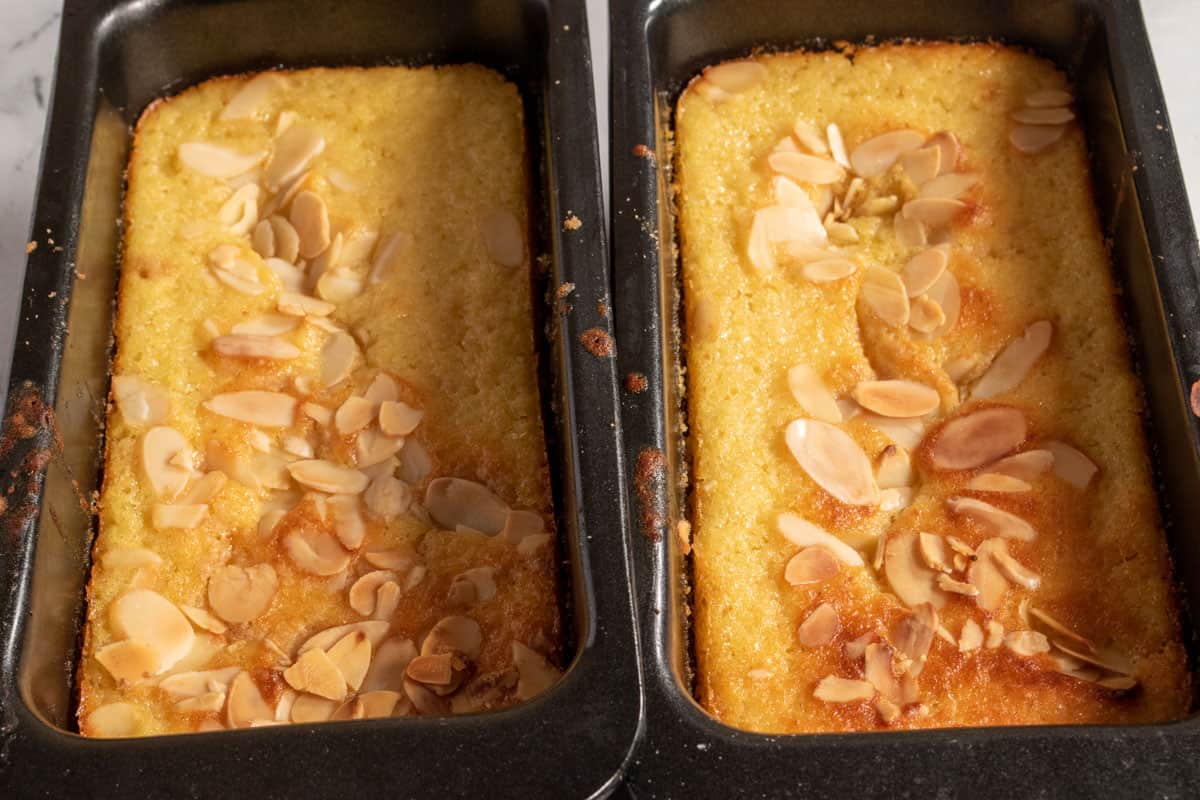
[0,1,637,797]
[610,0,1200,795]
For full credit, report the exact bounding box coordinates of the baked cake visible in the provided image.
[78,66,562,737]
[675,43,1191,732]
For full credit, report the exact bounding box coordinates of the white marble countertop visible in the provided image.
[0,0,1197,405]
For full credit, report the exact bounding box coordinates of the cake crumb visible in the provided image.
[677,519,692,555]
[624,372,648,393]
[563,214,582,231]
[25,241,36,254]
[579,327,614,358]
[632,144,655,161]
[1191,380,1200,417]
[634,448,667,542]
[555,282,576,299]
[596,300,610,318]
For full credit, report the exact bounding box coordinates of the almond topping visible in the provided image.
[785,546,840,586]
[908,295,946,334]
[218,183,260,235]
[825,123,850,168]
[139,427,193,500]
[860,266,910,327]
[1005,630,1050,657]
[852,380,939,418]
[96,640,159,684]
[421,615,483,660]
[349,571,400,616]
[894,214,927,248]
[1012,107,1075,125]
[701,59,766,94]
[777,513,865,567]
[109,589,195,674]
[813,675,875,703]
[231,314,301,337]
[901,247,949,297]
[884,531,949,609]
[902,197,967,227]
[406,653,456,686]
[378,401,423,436]
[786,365,842,424]
[959,619,984,652]
[205,390,296,428]
[990,543,1040,589]
[425,477,509,535]
[320,331,360,388]
[917,172,980,201]
[972,321,1053,399]
[900,146,940,184]
[284,527,352,576]
[985,620,1005,648]
[289,190,331,259]
[1053,641,1134,676]
[448,566,498,607]
[893,603,938,676]
[850,130,925,178]
[111,375,170,427]
[1028,607,1095,652]
[284,648,347,700]
[364,546,417,572]
[151,503,207,530]
[967,473,1032,493]
[1009,124,1066,154]
[985,449,1054,481]
[918,532,950,572]
[326,493,365,549]
[876,445,914,488]
[768,151,845,185]
[792,117,828,154]
[926,131,960,175]
[363,474,412,522]
[287,460,369,494]
[967,539,1012,611]
[512,641,562,700]
[500,509,546,545]
[879,487,913,511]
[178,142,264,179]
[178,604,227,635]
[315,266,364,304]
[1025,89,1073,108]
[289,694,337,723]
[326,631,373,691]
[268,215,301,263]
[948,497,1036,541]
[101,547,162,570]
[207,563,278,623]
[356,429,405,468]
[936,573,979,596]
[1042,440,1098,489]
[211,334,300,360]
[825,219,858,244]
[785,418,880,506]
[483,208,525,267]
[797,602,840,647]
[862,643,900,704]
[220,72,282,120]
[930,406,1026,470]
[800,257,857,283]
[86,702,143,737]
[265,125,326,191]
[334,396,375,435]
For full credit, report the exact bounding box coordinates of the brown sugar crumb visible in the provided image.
[677,520,692,555]
[624,372,648,393]
[556,282,576,299]
[563,214,582,231]
[1191,380,1200,418]
[25,241,37,254]
[579,327,614,358]
[632,144,655,161]
[634,448,667,542]
[597,300,610,318]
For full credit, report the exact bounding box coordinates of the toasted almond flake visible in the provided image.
[985,620,1005,648]
[230,314,300,338]
[264,125,325,191]
[862,412,926,450]
[101,547,162,570]
[356,429,405,468]
[363,474,412,522]
[883,531,949,609]
[918,532,950,572]
[315,267,364,304]
[930,407,1026,470]
[901,247,949,297]
[959,619,984,652]
[821,123,848,168]
[786,365,842,424]
[284,648,346,700]
[859,195,899,216]
[512,641,561,700]
[111,375,170,427]
[924,269,961,337]
[936,573,979,596]
[1052,641,1134,676]
[320,331,360,388]
[772,135,799,154]
[210,333,300,361]
[985,449,1054,481]
[772,175,816,210]
[791,117,828,154]
[746,211,776,273]
[175,691,227,713]
[354,638,416,695]
[480,208,526,267]
[86,702,143,737]
[1010,124,1066,154]
[972,320,1053,400]
[759,203,829,247]
[918,172,980,201]
[109,589,195,674]
[1042,440,1099,489]
[320,493,363,550]
[285,526,352,576]
[900,146,940,184]
[1012,106,1075,125]
[139,427,193,500]
[908,295,946,334]
[902,197,967,227]
[258,256,301,291]
[1097,675,1139,691]
[814,675,875,703]
[702,59,766,94]
[844,632,879,661]
[326,631,372,691]
[859,266,910,327]
[363,545,417,573]
[1025,88,1073,108]
[852,380,939,418]
[967,539,1012,611]
[207,563,277,623]
[849,129,924,178]
[923,131,959,176]
[948,497,1036,541]
[498,509,546,547]
[378,401,423,436]
[395,439,430,487]
[1028,607,1095,652]
[966,472,1032,493]
[263,216,300,264]
[332,396,373,436]
[825,219,858,244]
[96,640,159,684]
[893,213,927,249]
[785,418,880,506]
[797,603,840,647]
[893,603,938,676]
[247,428,272,453]
[349,570,400,616]
[205,390,296,428]
[286,460,368,494]
[421,615,483,661]
[1005,630,1050,656]
[425,477,509,535]
[178,604,227,635]
[944,354,982,383]
[448,566,498,608]
[785,546,841,586]
[276,292,332,318]
[281,435,314,459]
[767,151,845,185]
[288,693,336,723]
[800,257,857,283]
[876,445,914,489]
[406,652,455,686]
[160,667,242,699]
[218,183,260,235]
[151,503,207,530]
[220,73,283,120]
[178,142,264,179]
[289,190,331,259]
[990,543,1040,589]
[300,405,333,430]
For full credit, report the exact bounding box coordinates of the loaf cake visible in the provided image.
[78,66,562,737]
[676,43,1191,732]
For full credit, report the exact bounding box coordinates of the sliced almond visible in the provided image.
[990,543,1040,589]
[265,125,325,191]
[884,531,948,609]
[320,331,360,388]
[967,539,1012,611]
[139,426,193,500]
[421,615,483,661]
[1005,630,1051,656]
[813,675,875,703]
[101,547,162,570]
[893,603,938,676]
[777,514,864,567]
[786,365,842,424]
[231,314,301,338]
[985,449,1054,481]
[360,637,418,693]
[936,574,979,596]
[894,213,927,248]
[284,527,352,576]
[398,438,433,485]
[96,640,159,684]
[701,59,766,94]
[1053,641,1134,676]
[967,473,1032,493]
[863,642,900,704]
[800,257,857,283]
[363,474,412,522]
[356,429,405,468]
[860,266,910,327]
[909,295,946,334]
[753,203,828,252]
[825,219,859,244]
[211,334,300,361]
[1012,106,1075,125]
[323,493,364,550]
[824,123,849,168]
[289,693,337,723]
[512,642,562,700]
[767,151,845,185]
[86,702,143,737]
[315,267,364,304]
[1042,440,1098,489]
[286,459,368,494]
[918,532,950,572]
[109,589,194,674]
[785,546,840,586]
[930,407,1026,470]
[406,653,454,686]
[947,497,1036,541]
[902,197,967,227]
[900,146,940,184]
[1026,89,1073,108]
[289,190,330,259]
[917,172,980,201]
[797,603,840,647]
[862,412,926,450]
[852,380,939,418]
[483,208,525,267]
[151,503,207,530]
[220,72,281,120]
[379,401,423,436]
[284,648,347,700]
[349,570,399,616]
[879,487,913,511]
[972,320,1053,400]
[959,619,984,652]
[926,131,960,175]
[792,117,828,154]
[326,631,372,691]
[901,247,949,297]
[1028,607,1095,652]
[448,566,498,608]
[333,396,374,435]
[850,130,925,178]
[876,445,913,489]
[218,183,260,236]
[923,269,961,337]
[207,563,277,623]
[985,620,1005,648]
[111,375,170,427]
[1009,124,1066,154]
[267,216,301,263]
[178,604,227,635]
[205,390,296,428]
[302,402,334,427]
[785,418,880,506]
[178,142,264,179]
[160,666,241,699]
[425,477,508,535]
